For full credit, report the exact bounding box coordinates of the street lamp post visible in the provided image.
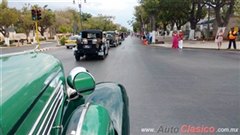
[73,0,86,31]
[207,0,210,40]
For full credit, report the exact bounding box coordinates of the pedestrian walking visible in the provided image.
[146,32,150,45]
[227,27,237,49]
[149,31,153,44]
[172,31,179,48]
[178,30,184,49]
[216,29,224,50]
[163,31,166,39]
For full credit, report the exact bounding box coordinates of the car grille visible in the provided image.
[28,82,64,135]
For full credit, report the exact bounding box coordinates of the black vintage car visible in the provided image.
[106,31,121,47]
[73,30,109,61]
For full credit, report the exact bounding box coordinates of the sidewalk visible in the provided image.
[148,36,240,51]
[0,40,57,48]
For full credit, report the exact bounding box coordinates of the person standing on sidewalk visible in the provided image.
[172,31,179,48]
[217,29,224,50]
[227,27,237,49]
[149,31,153,44]
[178,30,184,49]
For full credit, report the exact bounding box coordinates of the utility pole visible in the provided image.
[73,0,86,31]
[207,0,210,40]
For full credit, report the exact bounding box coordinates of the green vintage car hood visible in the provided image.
[0,52,64,134]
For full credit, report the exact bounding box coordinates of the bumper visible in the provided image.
[74,49,104,56]
[66,44,76,47]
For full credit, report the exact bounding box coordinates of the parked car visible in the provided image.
[65,35,81,49]
[73,30,109,61]
[106,31,121,47]
[0,52,129,135]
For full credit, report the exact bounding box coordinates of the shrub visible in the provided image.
[60,37,68,45]
[39,37,46,41]
[10,40,14,45]
[0,41,4,45]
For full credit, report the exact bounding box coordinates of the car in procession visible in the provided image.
[73,30,109,60]
[106,31,121,47]
[0,52,129,135]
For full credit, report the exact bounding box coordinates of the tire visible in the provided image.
[75,54,80,61]
[66,46,69,49]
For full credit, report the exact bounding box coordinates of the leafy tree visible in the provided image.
[54,8,81,34]
[120,26,128,32]
[16,3,34,39]
[58,25,73,33]
[141,0,160,31]
[81,12,92,22]
[0,0,18,38]
[205,0,235,27]
[133,5,149,32]
[83,16,118,31]
[188,0,206,30]
[234,0,240,24]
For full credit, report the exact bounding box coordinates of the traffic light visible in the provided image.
[37,9,42,20]
[31,9,36,20]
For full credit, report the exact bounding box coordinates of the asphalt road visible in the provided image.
[3,37,240,135]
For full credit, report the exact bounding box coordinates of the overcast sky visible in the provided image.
[8,0,139,30]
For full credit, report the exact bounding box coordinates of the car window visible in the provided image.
[106,34,113,38]
[87,33,96,38]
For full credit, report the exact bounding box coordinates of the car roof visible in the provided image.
[82,30,102,33]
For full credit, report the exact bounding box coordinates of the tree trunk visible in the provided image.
[215,6,223,27]
[163,23,167,31]
[170,22,174,30]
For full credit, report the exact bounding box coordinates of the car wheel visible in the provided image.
[66,46,69,49]
[75,54,80,61]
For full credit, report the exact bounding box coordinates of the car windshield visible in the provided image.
[82,32,101,39]
[106,34,113,38]
[68,36,78,40]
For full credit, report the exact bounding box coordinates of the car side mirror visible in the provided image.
[67,67,95,96]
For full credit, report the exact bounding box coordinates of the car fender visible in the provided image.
[85,82,130,135]
[62,103,115,135]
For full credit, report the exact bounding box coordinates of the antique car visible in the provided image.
[65,35,81,49]
[106,31,121,47]
[73,30,109,61]
[0,52,129,135]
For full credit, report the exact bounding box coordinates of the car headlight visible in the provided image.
[83,39,88,44]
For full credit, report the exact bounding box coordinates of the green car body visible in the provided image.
[0,52,129,135]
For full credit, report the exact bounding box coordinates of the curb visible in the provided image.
[0,42,53,48]
[148,44,240,51]
[24,47,50,53]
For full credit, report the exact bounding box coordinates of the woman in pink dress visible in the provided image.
[217,29,224,50]
[172,31,179,48]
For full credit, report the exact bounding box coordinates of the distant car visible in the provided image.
[65,35,81,49]
[106,31,120,47]
[0,52,130,135]
[73,30,109,61]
